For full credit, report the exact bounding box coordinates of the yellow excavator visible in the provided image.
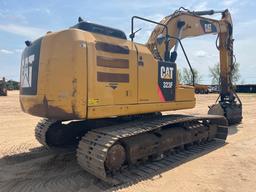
[20,7,242,184]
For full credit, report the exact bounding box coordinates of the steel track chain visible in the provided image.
[76,114,227,185]
[35,118,58,148]
[104,139,225,190]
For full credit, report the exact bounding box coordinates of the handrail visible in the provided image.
[168,36,195,85]
[131,16,169,61]
[130,16,194,85]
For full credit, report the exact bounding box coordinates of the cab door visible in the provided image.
[136,44,159,103]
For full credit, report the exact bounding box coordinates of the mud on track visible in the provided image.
[1,91,256,192]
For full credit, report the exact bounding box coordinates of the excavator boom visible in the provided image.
[146,8,242,124]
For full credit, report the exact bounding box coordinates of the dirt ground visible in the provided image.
[0,91,255,192]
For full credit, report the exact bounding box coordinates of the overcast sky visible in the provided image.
[0,0,255,84]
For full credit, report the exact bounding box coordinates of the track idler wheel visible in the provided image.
[105,143,126,171]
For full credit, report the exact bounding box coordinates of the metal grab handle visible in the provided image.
[130,16,170,61]
[130,16,194,85]
[168,36,194,85]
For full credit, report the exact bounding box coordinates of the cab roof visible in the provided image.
[71,21,127,40]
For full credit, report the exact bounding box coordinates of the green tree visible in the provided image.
[177,68,182,84]
[209,63,220,85]
[209,62,240,85]
[6,80,20,90]
[180,67,201,85]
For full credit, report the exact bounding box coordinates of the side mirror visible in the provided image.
[129,28,142,41]
[129,33,135,39]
